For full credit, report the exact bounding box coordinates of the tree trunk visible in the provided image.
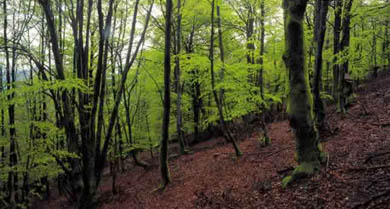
[258,0,270,142]
[174,0,187,154]
[332,0,342,100]
[38,0,83,202]
[313,0,329,130]
[210,0,242,157]
[338,0,353,113]
[4,0,19,205]
[160,0,173,188]
[282,0,322,186]
[372,23,377,78]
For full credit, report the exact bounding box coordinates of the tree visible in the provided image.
[258,0,270,144]
[313,0,329,130]
[3,0,19,205]
[36,0,153,207]
[160,0,173,189]
[337,0,354,113]
[210,0,242,157]
[333,0,343,100]
[174,0,188,155]
[282,0,324,187]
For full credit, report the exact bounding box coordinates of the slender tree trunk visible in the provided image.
[174,0,187,154]
[387,15,390,72]
[246,6,255,68]
[210,0,242,157]
[216,5,225,107]
[338,0,353,113]
[313,0,329,130]
[184,25,202,144]
[0,5,5,176]
[192,75,201,143]
[332,0,342,99]
[0,60,4,137]
[386,3,390,72]
[258,0,270,142]
[372,23,377,78]
[160,0,173,189]
[4,1,19,205]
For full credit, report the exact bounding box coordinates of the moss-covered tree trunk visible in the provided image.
[282,0,322,186]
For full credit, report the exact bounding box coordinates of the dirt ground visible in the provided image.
[37,73,390,209]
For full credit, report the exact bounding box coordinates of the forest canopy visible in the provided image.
[0,0,389,208]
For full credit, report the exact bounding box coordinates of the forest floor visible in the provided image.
[39,73,390,209]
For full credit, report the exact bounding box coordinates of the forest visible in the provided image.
[0,0,389,208]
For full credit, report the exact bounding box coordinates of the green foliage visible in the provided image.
[282,162,316,188]
[0,0,389,205]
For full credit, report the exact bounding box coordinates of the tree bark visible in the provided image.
[210,0,242,157]
[37,0,83,202]
[258,0,269,142]
[283,0,322,167]
[332,0,342,100]
[337,0,353,113]
[313,0,329,130]
[174,0,187,154]
[4,0,19,205]
[160,0,173,188]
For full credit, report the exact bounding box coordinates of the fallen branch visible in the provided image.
[245,146,293,157]
[364,152,390,164]
[348,164,390,172]
[352,190,390,209]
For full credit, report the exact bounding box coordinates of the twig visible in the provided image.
[326,153,330,171]
[348,164,390,172]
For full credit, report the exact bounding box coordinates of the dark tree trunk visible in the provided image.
[332,0,342,99]
[337,0,353,113]
[98,0,153,190]
[4,0,19,205]
[282,0,323,186]
[192,74,202,143]
[38,0,83,202]
[258,0,269,142]
[174,0,187,155]
[184,24,202,144]
[160,0,173,188]
[372,23,377,78]
[210,0,242,157]
[313,0,329,129]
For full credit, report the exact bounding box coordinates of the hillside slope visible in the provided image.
[39,73,390,209]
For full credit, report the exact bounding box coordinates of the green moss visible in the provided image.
[317,143,323,152]
[282,176,293,188]
[320,151,328,164]
[292,162,315,177]
[282,162,318,188]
